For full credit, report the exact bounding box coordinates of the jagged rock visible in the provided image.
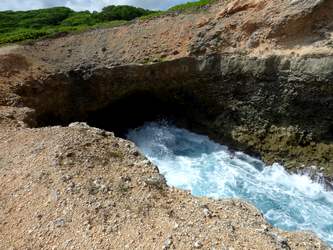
[163,236,173,250]
[194,240,203,248]
[0,0,332,249]
[142,174,167,189]
[203,208,213,218]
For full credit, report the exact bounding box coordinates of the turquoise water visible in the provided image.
[127,122,333,246]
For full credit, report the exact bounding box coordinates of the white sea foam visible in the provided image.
[127,121,333,246]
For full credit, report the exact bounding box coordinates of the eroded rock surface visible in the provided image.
[0,123,328,249]
[0,0,333,248]
[0,0,332,177]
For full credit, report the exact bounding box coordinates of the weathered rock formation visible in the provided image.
[0,0,333,248]
[0,123,327,249]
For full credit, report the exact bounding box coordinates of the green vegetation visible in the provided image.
[139,11,165,21]
[140,0,217,21]
[0,5,153,44]
[98,5,151,21]
[0,0,218,45]
[169,0,217,12]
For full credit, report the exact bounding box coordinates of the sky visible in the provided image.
[0,0,193,11]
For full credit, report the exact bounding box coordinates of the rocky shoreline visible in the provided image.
[1,0,333,248]
[0,123,329,249]
[4,53,333,183]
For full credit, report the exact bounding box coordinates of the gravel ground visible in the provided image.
[0,123,328,249]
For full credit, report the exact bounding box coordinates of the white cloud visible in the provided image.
[0,0,191,11]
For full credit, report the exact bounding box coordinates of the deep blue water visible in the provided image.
[127,122,333,246]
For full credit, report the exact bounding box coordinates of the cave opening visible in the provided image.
[85,91,188,137]
[33,90,193,138]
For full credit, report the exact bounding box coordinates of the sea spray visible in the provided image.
[127,121,333,246]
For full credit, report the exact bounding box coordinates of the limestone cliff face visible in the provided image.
[7,53,333,181]
[0,0,333,248]
[0,0,333,178]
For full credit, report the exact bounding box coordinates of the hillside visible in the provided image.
[0,5,153,44]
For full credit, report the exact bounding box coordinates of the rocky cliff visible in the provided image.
[0,0,333,249]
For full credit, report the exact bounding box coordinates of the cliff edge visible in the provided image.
[0,0,332,249]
